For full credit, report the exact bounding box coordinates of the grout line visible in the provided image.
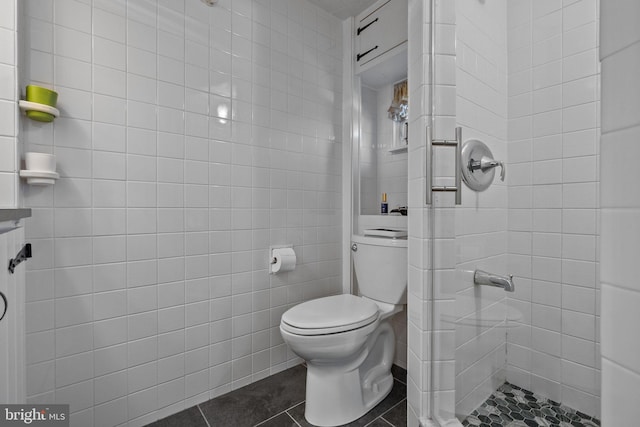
[377,398,406,423]
[364,416,394,427]
[393,376,407,386]
[283,401,306,413]
[197,404,212,427]
[379,418,395,427]
[253,412,286,427]
[252,401,306,427]
[285,411,303,427]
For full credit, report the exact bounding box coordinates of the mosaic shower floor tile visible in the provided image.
[462,382,600,427]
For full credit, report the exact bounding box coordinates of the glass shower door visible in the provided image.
[428,0,601,425]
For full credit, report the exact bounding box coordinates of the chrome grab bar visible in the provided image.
[426,126,462,205]
[474,270,514,292]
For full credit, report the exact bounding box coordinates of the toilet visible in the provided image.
[280,232,407,426]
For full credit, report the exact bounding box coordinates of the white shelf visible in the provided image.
[0,209,31,235]
[19,170,59,186]
[0,209,32,222]
[388,145,408,154]
[18,100,60,118]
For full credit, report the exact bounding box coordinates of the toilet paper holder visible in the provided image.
[269,245,297,274]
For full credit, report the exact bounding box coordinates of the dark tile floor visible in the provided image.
[462,382,601,427]
[146,364,407,427]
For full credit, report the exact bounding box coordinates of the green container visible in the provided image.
[26,85,58,107]
[25,85,58,122]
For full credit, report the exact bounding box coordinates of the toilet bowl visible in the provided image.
[279,233,407,426]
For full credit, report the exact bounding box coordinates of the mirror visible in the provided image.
[358,63,408,215]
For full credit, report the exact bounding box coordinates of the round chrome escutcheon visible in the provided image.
[460,139,497,192]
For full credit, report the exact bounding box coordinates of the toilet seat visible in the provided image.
[281,294,379,336]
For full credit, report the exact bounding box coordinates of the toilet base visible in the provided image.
[304,322,395,426]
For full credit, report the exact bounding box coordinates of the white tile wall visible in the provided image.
[0,0,18,208]
[19,0,343,425]
[453,0,509,419]
[406,0,432,423]
[505,0,601,419]
[600,1,640,425]
[406,0,468,422]
[0,1,25,406]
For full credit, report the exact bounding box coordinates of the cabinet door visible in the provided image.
[356,0,408,70]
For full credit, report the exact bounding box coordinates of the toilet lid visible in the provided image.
[281,294,379,336]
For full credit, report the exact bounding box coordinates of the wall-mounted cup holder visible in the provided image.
[19,152,59,186]
[19,85,60,122]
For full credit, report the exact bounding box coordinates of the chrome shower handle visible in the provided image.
[469,156,505,181]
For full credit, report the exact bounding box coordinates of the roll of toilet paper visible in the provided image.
[271,247,296,274]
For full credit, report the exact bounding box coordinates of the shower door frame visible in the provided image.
[425,0,465,420]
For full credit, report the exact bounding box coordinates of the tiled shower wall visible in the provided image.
[505,0,601,418]
[600,1,640,425]
[454,0,509,418]
[407,0,510,422]
[405,0,465,422]
[405,0,433,423]
[20,0,343,426]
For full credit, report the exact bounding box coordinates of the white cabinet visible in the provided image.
[355,0,408,73]
[0,227,26,404]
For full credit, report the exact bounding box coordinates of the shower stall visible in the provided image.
[406,0,601,425]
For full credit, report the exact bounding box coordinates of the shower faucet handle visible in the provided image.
[469,156,505,181]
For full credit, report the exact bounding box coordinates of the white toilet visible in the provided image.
[280,233,407,426]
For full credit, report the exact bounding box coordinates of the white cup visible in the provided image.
[25,152,56,172]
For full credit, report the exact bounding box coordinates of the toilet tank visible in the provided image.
[351,234,407,304]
